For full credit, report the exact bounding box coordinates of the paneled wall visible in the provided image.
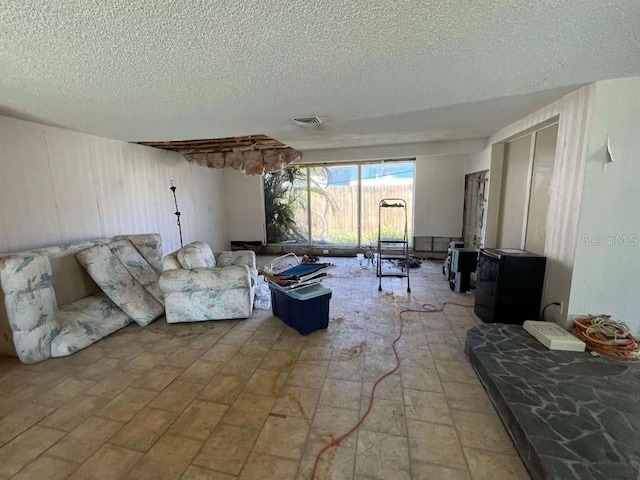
[477,85,595,325]
[0,115,229,254]
[0,115,229,355]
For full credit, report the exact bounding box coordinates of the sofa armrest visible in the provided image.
[215,251,256,269]
[159,266,250,293]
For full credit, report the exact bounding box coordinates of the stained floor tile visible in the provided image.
[110,408,178,452]
[0,425,65,478]
[0,257,527,480]
[463,447,530,480]
[96,387,158,422]
[125,433,202,480]
[0,403,55,445]
[169,400,228,441]
[38,394,109,431]
[198,374,247,405]
[181,465,237,479]
[192,424,260,475]
[452,409,517,455]
[271,385,320,419]
[11,454,79,480]
[253,415,309,459]
[148,381,204,413]
[67,444,143,480]
[359,396,407,436]
[355,430,412,480]
[239,452,298,479]
[222,392,275,430]
[47,416,123,462]
[403,389,452,425]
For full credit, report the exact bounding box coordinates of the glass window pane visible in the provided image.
[263,166,308,244]
[360,162,415,246]
[309,165,358,245]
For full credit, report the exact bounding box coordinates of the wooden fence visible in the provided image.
[293,184,413,244]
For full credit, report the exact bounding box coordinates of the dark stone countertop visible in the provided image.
[465,323,640,480]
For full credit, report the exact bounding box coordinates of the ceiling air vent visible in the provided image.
[292,116,322,127]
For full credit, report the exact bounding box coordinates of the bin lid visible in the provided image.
[287,283,332,300]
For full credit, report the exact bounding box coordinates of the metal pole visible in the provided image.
[170,182,183,247]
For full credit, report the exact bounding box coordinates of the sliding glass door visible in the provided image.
[264,160,414,247]
[309,165,358,245]
[360,162,415,247]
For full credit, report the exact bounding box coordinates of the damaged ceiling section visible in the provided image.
[138,135,301,175]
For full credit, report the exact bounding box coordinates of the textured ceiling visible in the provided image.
[1,1,639,150]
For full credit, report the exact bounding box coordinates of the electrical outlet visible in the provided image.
[322,249,329,254]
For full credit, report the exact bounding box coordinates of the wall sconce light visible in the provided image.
[169,180,183,247]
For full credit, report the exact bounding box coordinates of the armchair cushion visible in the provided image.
[164,289,252,323]
[177,242,216,269]
[216,251,258,286]
[216,251,256,269]
[159,266,250,293]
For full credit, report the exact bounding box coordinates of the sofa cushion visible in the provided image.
[51,292,132,357]
[0,254,57,363]
[76,245,164,327]
[113,234,163,274]
[109,240,163,304]
[177,242,216,269]
[0,254,53,294]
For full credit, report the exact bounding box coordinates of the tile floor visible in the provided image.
[0,257,530,479]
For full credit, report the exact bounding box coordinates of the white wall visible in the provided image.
[413,154,468,237]
[224,170,265,243]
[0,115,229,255]
[466,148,492,174]
[569,78,640,334]
[496,135,533,248]
[300,139,485,164]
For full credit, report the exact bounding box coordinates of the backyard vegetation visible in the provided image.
[264,162,414,246]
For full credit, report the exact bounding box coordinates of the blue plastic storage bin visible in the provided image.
[269,284,332,335]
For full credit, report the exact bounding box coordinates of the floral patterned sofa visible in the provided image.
[160,241,257,323]
[0,234,163,364]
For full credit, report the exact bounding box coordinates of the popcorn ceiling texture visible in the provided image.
[1,0,639,148]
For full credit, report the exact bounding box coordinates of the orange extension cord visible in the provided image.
[572,314,640,361]
[311,301,474,480]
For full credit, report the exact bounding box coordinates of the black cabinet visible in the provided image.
[474,248,546,324]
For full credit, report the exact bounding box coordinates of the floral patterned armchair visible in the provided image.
[159,242,257,323]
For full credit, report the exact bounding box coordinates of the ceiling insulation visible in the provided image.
[138,134,301,175]
[139,134,287,153]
